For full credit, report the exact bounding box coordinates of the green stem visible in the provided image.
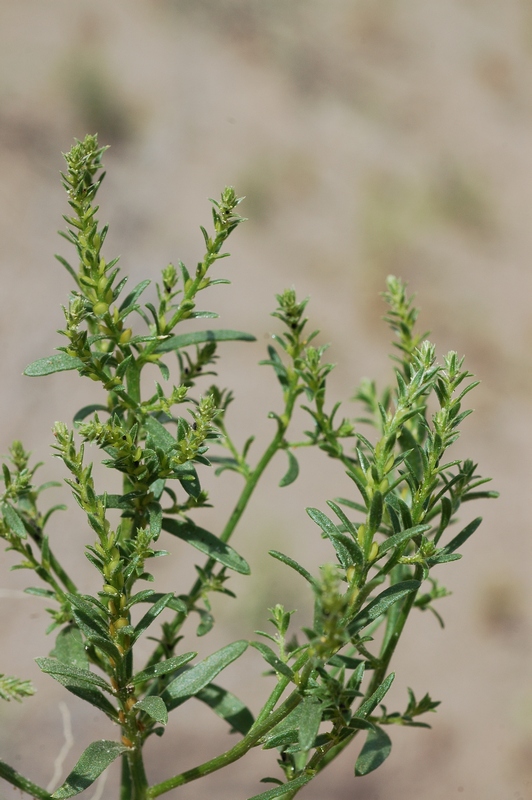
[144,391,299,670]
[147,661,313,798]
[298,564,424,783]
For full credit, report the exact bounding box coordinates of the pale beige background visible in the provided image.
[0,2,531,799]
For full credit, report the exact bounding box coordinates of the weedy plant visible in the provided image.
[0,135,497,799]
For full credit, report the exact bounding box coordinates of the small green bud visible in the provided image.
[93,301,109,316]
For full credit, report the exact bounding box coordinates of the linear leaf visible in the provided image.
[247,773,314,800]
[250,642,293,679]
[348,580,420,636]
[131,653,197,685]
[35,658,112,694]
[155,329,256,353]
[355,673,395,719]
[0,758,51,799]
[138,592,187,614]
[24,354,83,377]
[377,524,430,557]
[35,659,118,722]
[133,593,174,641]
[441,517,482,555]
[51,740,127,798]
[133,696,168,725]
[354,725,392,776]
[306,507,358,569]
[162,518,250,575]
[195,682,255,735]
[72,405,109,424]
[118,278,151,312]
[162,640,248,711]
[268,550,318,588]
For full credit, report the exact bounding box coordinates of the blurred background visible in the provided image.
[0,1,531,798]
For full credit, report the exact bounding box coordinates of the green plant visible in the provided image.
[0,135,497,799]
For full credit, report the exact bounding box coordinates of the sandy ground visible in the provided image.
[0,2,531,798]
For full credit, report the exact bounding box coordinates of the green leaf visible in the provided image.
[144,415,176,453]
[162,518,250,575]
[156,329,256,353]
[247,773,314,800]
[0,758,51,799]
[368,490,383,533]
[131,652,197,685]
[35,658,112,694]
[162,640,248,710]
[1,502,26,538]
[377,524,431,557]
[355,673,395,719]
[72,405,109,424]
[298,697,322,752]
[306,507,359,569]
[279,450,299,487]
[268,550,318,588]
[441,517,482,555]
[50,626,89,669]
[133,593,174,641]
[175,462,202,498]
[148,502,163,540]
[35,658,118,722]
[195,682,255,735]
[118,278,151,313]
[24,354,83,377]
[133,696,168,725]
[137,592,187,614]
[51,740,127,798]
[354,725,392,776]
[250,642,293,679]
[348,580,420,636]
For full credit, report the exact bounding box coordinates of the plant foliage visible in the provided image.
[0,135,496,799]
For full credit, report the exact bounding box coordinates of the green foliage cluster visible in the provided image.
[0,136,496,799]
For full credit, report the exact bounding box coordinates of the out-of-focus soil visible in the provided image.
[0,2,531,798]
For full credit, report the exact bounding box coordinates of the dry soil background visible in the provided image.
[0,2,531,799]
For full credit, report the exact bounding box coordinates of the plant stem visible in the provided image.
[147,661,313,798]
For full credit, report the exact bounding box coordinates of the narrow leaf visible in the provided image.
[355,673,395,719]
[162,640,248,710]
[51,740,127,798]
[155,329,256,353]
[250,642,293,679]
[268,550,318,588]
[72,405,109,424]
[0,758,51,799]
[348,580,420,636]
[131,652,197,685]
[247,773,314,800]
[36,658,112,694]
[195,682,255,735]
[279,450,299,488]
[162,518,250,575]
[355,725,392,776]
[24,354,83,377]
[133,696,168,725]
[118,279,151,312]
[377,524,431,557]
[441,517,482,555]
[133,593,174,641]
